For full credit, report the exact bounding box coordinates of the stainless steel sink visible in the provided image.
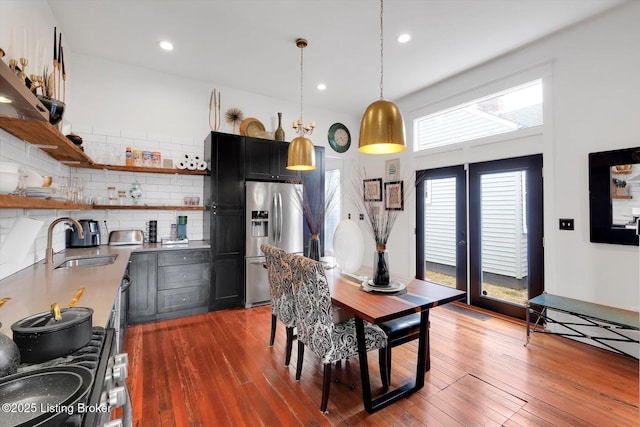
[54,254,118,269]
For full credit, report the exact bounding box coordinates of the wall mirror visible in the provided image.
[589,147,640,246]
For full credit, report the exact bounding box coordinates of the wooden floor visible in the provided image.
[125,303,639,426]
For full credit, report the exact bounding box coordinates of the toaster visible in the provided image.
[108,230,144,246]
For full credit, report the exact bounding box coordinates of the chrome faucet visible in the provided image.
[46,217,84,266]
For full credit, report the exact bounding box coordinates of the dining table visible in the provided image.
[326,270,466,413]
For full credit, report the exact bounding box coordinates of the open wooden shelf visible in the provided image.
[0,194,92,210]
[0,195,205,210]
[0,116,94,165]
[87,164,207,175]
[92,204,204,210]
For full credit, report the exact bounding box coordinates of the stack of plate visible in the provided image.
[25,187,53,198]
[361,280,407,293]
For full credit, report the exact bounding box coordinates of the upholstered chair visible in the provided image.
[286,253,388,413]
[261,243,296,366]
[378,314,426,388]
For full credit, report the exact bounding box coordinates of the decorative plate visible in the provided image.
[240,118,266,137]
[361,280,407,293]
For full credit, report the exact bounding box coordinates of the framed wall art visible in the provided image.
[384,180,404,210]
[385,158,400,181]
[363,178,383,201]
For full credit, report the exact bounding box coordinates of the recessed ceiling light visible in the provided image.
[0,95,13,104]
[159,41,174,51]
[317,83,326,91]
[397,33,411,43]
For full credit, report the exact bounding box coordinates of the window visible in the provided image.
[415,79,543,151]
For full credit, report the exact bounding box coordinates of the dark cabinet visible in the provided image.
[128,252,157,324]
[245,137,300,182]
[127,249,210,324]
[157,250,210,317]
[204,132,245,310]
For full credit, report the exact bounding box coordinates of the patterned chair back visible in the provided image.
[287,253,337,363]
[261,244,295,327]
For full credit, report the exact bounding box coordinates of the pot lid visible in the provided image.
[11,307,93,333]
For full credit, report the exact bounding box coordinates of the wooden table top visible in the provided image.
[326,271,466,324]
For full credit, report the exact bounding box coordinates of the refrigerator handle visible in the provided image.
[272,193,278,242]
[278,192,283,244]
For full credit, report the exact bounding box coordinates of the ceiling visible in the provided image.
[47,0,626,117]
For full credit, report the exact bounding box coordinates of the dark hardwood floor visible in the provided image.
[125,303,639,426]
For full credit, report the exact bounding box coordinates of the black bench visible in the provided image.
[526,293,639,359]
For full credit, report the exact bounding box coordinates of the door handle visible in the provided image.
[458,240,466,246]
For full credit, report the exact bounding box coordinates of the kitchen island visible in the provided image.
[0,241,210,338]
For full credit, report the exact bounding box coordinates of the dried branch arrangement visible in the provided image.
[291,178,340,235]
[350,168,417,245]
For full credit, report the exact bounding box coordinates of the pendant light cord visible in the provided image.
[300,43,304,121]
[379,0,384,100]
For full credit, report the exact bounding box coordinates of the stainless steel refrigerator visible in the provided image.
[245,181,303,307]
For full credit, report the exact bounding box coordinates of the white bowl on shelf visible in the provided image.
[0,171,19,194]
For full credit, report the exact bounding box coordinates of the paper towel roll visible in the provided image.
[176,161,187,170]
[0,217,44,264]
[196,161,207,171]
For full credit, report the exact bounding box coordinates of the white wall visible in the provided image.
[356,2,639,316]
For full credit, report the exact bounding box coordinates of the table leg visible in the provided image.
[355,310,429,413]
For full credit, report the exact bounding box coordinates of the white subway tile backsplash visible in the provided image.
[1,126,206,280]
[70,123,93,134]
[92,126,122,137]
[121,129,147,140]
[147,133,172,144]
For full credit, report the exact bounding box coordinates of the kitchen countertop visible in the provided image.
[0,241,210,338]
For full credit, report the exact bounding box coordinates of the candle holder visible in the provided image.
[29,75,44,96]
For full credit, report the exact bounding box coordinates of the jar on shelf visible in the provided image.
[107,186,117,205]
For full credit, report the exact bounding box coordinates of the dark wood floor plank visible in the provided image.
[125,303,638,426]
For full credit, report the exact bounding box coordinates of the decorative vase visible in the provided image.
[275,112,285,141]
[373,244,390,287]
[308,233,320,261]
[129,180,142,204]
[37,95,65,126]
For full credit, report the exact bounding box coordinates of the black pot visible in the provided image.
[11,307,93,364]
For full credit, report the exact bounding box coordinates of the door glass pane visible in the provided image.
[424,177,457,287]
[479,171,528,305]
[324,169,341,256]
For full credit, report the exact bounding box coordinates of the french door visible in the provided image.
[417,154,543,319]
[416,166,467,292]
[469,155,543,318]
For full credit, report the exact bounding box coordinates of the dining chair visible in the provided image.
[286,253,388,413]
[261,243,296,366]
[378,313,427,388]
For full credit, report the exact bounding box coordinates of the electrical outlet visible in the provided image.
[559,218,574,230]
[359,213,364,220]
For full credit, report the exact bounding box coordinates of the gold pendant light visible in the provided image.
[359,0,406,154]
[287,38,317,171]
